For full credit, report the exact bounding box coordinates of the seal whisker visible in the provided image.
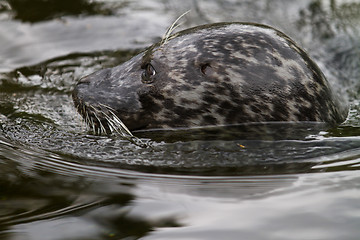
[94,104,150,147]
[98,103,116,112]
[86,102,133,137]
[84,111,90,131]
[102,108,133,137]
[110,112,133,136]
[93,111,107,135]
[84,105,103,135]
[103,108,148,148]
[88,113,96,135]
[86,113,94,134]
[161,10,190,45]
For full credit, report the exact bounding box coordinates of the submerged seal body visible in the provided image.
[73,22,347,132]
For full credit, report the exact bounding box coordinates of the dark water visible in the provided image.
[1,0,360,239]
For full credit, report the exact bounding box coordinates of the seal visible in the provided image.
[72,22,348,134]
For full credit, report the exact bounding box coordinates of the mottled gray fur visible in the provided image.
[73,22,347,132]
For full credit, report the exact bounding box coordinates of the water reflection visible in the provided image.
[1,135,360,239]
[141,171,360,240]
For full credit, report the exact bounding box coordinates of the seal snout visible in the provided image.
[72,67,145,134]
[72,73,112,134]
[72,75,92,112]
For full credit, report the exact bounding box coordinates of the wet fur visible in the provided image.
[73,22,347,133]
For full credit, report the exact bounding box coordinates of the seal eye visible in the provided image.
[142,63,156,84]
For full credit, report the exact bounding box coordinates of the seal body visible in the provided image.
[73,22,347,132]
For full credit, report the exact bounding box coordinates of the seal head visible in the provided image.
[72,22,347,133]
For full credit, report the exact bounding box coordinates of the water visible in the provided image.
[1,0,360,239]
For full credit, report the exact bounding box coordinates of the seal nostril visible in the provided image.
[73,76,92,102]
[77,76,91,85]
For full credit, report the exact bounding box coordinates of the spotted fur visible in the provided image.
[72,22,347,132]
